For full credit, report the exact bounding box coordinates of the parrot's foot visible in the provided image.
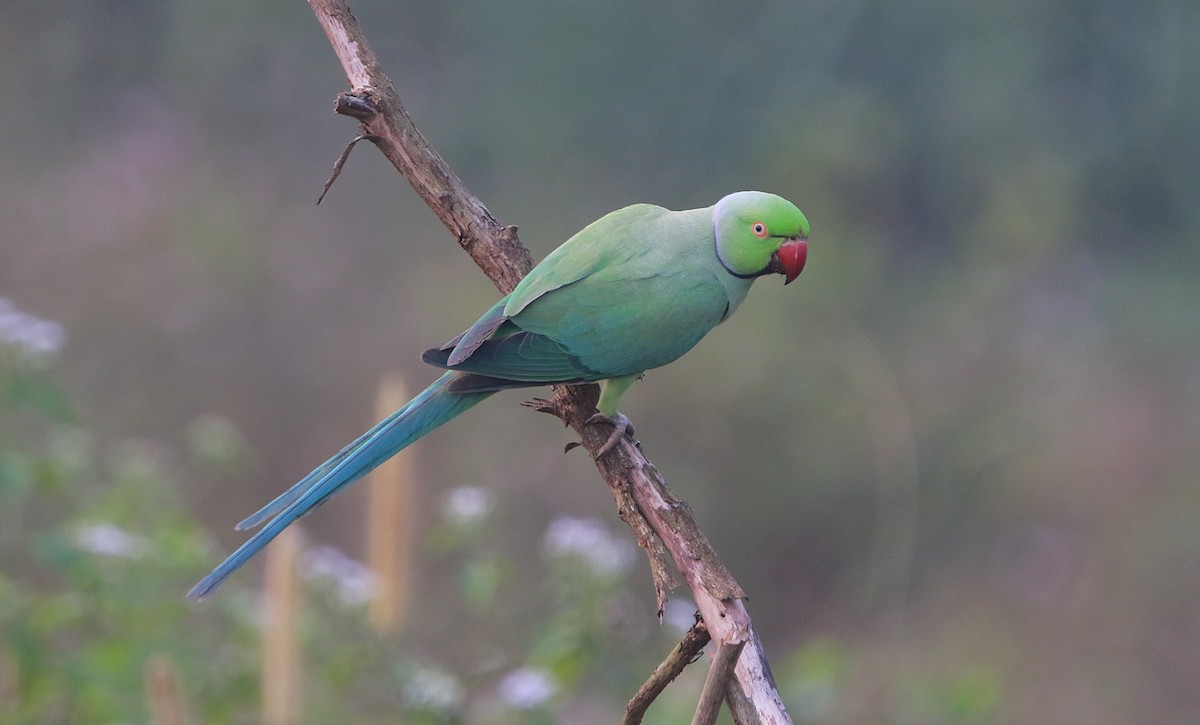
[586,412,635,457]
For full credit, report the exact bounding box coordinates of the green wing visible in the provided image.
[512,268,729,376]
[427,201,734,385]
[422,327,604,389]
[503,204,666,316]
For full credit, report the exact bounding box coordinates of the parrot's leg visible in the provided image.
[586,411,634,456]
[589,374,641,456]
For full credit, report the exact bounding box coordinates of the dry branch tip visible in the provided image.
[318,133,375,204]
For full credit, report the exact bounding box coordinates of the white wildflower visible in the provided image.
[498,666,557,710]
[662,598,701,633]
[404,665,465,714]
[543,516,635,576]
[442,486,492,525]
[75,523,147,558]
[0,298,65,360]
[300,545,375,606]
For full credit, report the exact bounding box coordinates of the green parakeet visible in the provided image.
[189,190,810,598]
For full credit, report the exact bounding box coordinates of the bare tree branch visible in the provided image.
[306,1,792,722]
[624,619,710,725]
[692,640,748,725]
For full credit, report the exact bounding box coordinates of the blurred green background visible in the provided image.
[2,1,1198,723]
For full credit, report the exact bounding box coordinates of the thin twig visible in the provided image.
[692,640,748,725]
[624,619,711,725]
[317,133,374,205]
[306,2,792,722]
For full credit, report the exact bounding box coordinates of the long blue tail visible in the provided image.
[188,372,491,599]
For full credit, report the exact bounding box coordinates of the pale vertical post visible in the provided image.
[145,655,189,725]
[262,526,301,725]
[367,373,416,634]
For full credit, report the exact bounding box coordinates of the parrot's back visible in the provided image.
[509,205,752,377]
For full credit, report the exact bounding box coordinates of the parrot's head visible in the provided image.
[713,191,810,284]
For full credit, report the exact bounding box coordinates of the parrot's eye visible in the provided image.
[751,222,769,238]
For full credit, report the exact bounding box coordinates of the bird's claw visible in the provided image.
[586,412,635,457]
[522,397,559,416]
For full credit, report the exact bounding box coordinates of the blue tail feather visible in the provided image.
[188,372,491,599]
[234,412,399,531]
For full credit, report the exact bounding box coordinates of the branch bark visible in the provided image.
[306,2,792,722]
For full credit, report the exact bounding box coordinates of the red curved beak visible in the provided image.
[777,239,808,285]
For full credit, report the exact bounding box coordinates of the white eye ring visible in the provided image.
[751,222,768,238]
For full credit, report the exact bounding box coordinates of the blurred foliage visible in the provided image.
[0,349,695,722]
[2,0,1199,722]
[0,350,254,722]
